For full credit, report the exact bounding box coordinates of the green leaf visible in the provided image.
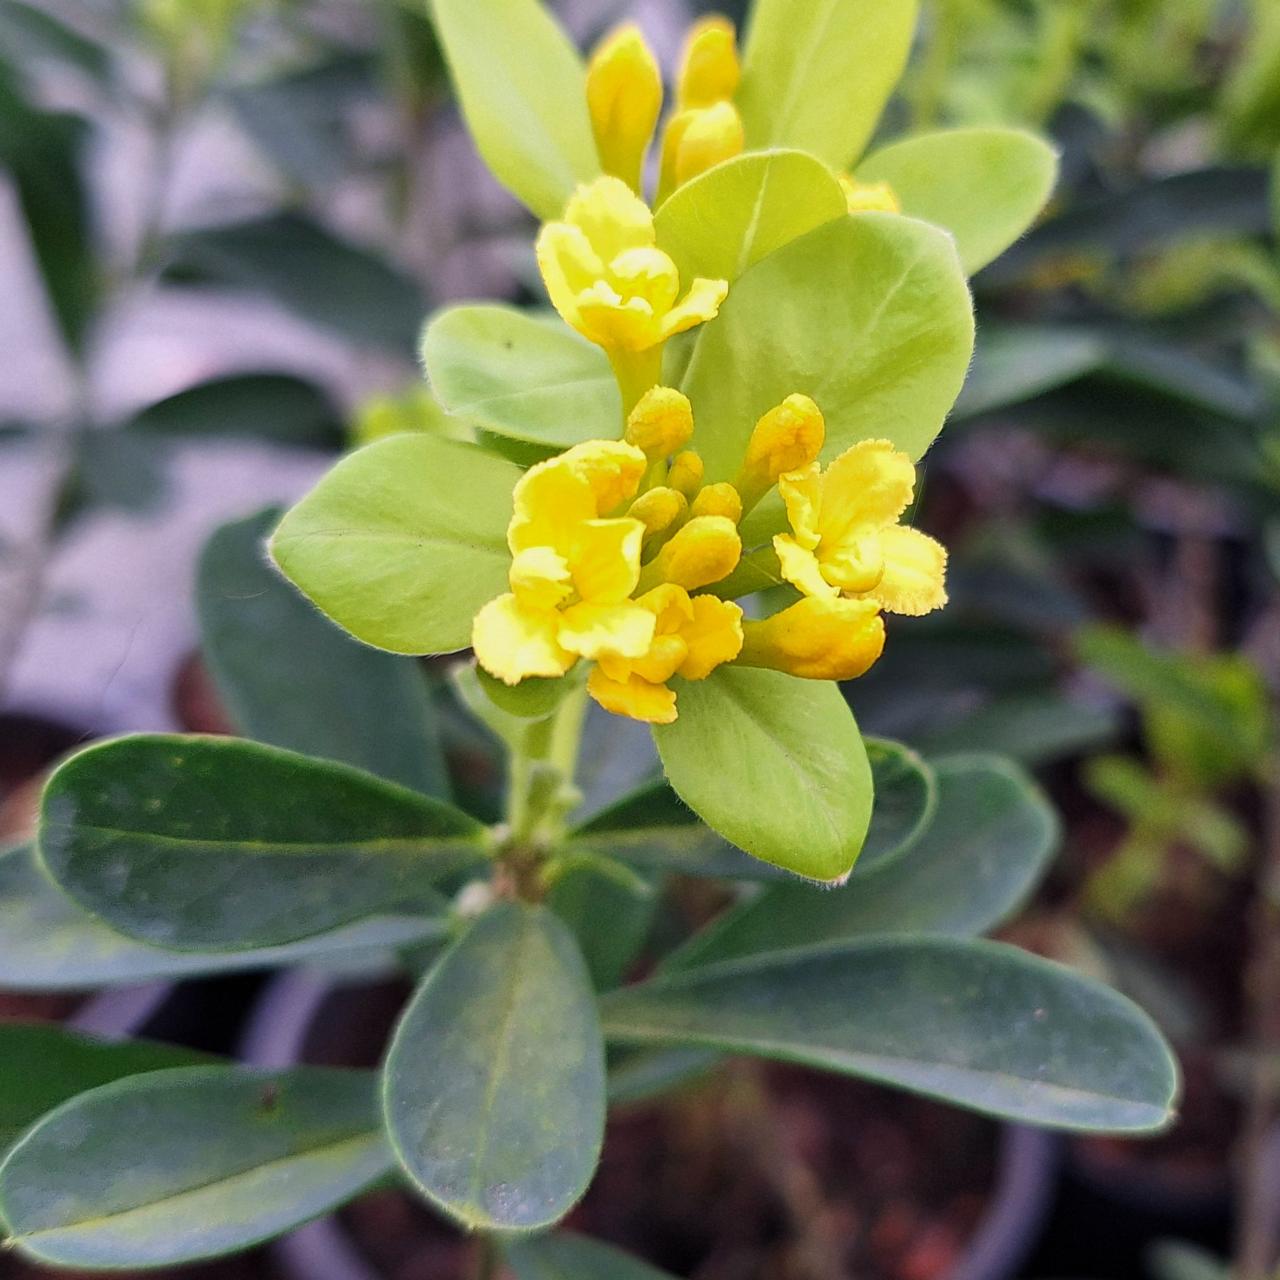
[856,128,1057,274]
[164,213,425,352]
[423,305,618,448]
[505,1232,678,1279]
[547,855,656,990]
[0,1066,390,1268]
[0,843,448,991]
[953,324,1108,419]
[382,902,605,1230]
[859,738,936,871]
[663,754,1057,971]
[38,735,486,951]
[128,374,343,449]
[682,214,974,479]
[653,150,846,282]
[916,693,1119,766]
[1147,1241,1231,1280]
[270,433,518,655]
[0,1025,205,1156]
[200,509,448,796]
[429,0,598,220]
[0,1,110,80]
[654,667,872,882]
[737,0,918,169]
[602,936,1178,1132]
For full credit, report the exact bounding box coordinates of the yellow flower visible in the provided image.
[739,597,885,680]
[586,24,662,195]
[840,176,901,215]
[773,440,948,616]
[735,393,826,510]
[536,177,728,407]
[590,584,743,724]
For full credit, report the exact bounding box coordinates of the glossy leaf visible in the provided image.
[505,1232,678,1280]
[38,735,485,950]
[602,936,1178,1132]
[383,903,605,1230]
[682,214,974,479]
[0,1066,390,1268]
[0,843,447,991]
[423,305,618,447]
[737,0,918,169]
[0,1025,205,1155]
[653,150,846,282]
[200,509,448,796]
[856,128,1057,273]
[653,667,872,882]
[430,0,598,220]
[664,755,1057,971]
[271,433,518,655]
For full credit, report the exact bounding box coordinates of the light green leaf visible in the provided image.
[505,1232,678,1279]
[383,903,605,1231]
[856,128,1058,273]
[0,1025,206,1156]
[602,936,1179,1132]
[38,735,485,951]
[737,0,918,169]
[663,755,1057,971]
[271,433,519,655]
[682,214,974,479]
[200,509,448,796]
[429,0,599,220]
[653,150,846,282]
[653,667,872,882]
[0,1066,390,1268]
[423,305,618,448]
[0,843,447,991]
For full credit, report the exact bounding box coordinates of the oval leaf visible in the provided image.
[654,150,847,282]
[654,667,873,881]
[857,128,1058,274]
[38,735,485,951]
[682,214,974,479]
[382,902,606,1230]
[602,936,1179,1132]
[737,0,918,169]
[505,1232,678,1280]
[423,305,618,448]
[430,0,598,220]
[270,432,519,655]
[860,738,936,872]
[0,1066,389,1268]
[664,754,1057,971]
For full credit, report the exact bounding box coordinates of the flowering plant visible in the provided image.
[0,0,1178,1274]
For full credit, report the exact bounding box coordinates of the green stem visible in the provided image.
[471,1235,499,1280]
[505,683,589,849]
[608,346,664,420]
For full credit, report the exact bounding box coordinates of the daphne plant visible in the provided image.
[0,0,1178,1275]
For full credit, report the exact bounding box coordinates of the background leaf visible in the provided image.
[38,735,484,950]
[0,1066,389,1268]
[546,856,656,990]
[382,903,605,1230]
[858,738,936,871]
[199,509,448,796]
[505,1232,678,1279]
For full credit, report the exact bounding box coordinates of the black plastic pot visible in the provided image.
[241,970,1061,1280]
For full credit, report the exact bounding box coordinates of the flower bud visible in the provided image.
[736,393,825,508]
[738,596,885,680]
[628,486,687,538]
[625,386,694,458]
[639,515,740,592]
[667,450,704,499]
[678,15,740,109]
[841,176,901,214]
[586,24,662,193]
[689,481,742,523]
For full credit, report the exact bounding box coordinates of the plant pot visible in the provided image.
[241,970,1061,1280]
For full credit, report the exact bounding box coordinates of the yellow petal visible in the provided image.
[667,449,704,499]
[689,481,742,523]
[472,594,575,685]
[628,486,687,538]
[509,546,572,609]
[587,666,678,724]
[586,24,662,193]
[859,525,948,616]
[817,439,915,546]
[773,533,837,599]
[564,175,655,261]
[677,14,740,108]
[817,532,884,594]
[659,273,730,340]
[509,455,596,555]
[777,463,823,551]
[576,287,662,351]
[636,582,696,632]
[738,596,885,680]
[535,222,604,337]
[840,176,901,214]
[569,517,645,603]
[559,601,656,660]
[610,246,681,316]
[561,439,648,514]
[642,514,740,591]
[737,394,825,505]
[625,386,694,458]
[677,594,743,679]
[671,100,744,187]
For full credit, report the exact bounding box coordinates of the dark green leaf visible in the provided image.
[382,903,605,1230]
[38,735,486,950]
[547,856,655,990]
[916,693,1119,766]
[859,738,936,871]
[0,2,110,79]
[505,1232,678,1280]
[953,324,1108,419]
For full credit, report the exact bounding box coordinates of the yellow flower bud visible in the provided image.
[738,596,886,681]
[667,450,704,499]
[736,393,826,508]
[689,481,742,524]
[841,176,901,215]
[625,386,694,458]
[659,101,745,198]
[639,514,740,592]
[628,486,687,538]
[677,15,740,109]
[586,24,662,194]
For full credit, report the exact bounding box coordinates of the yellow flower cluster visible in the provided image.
[472,388,947,722]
